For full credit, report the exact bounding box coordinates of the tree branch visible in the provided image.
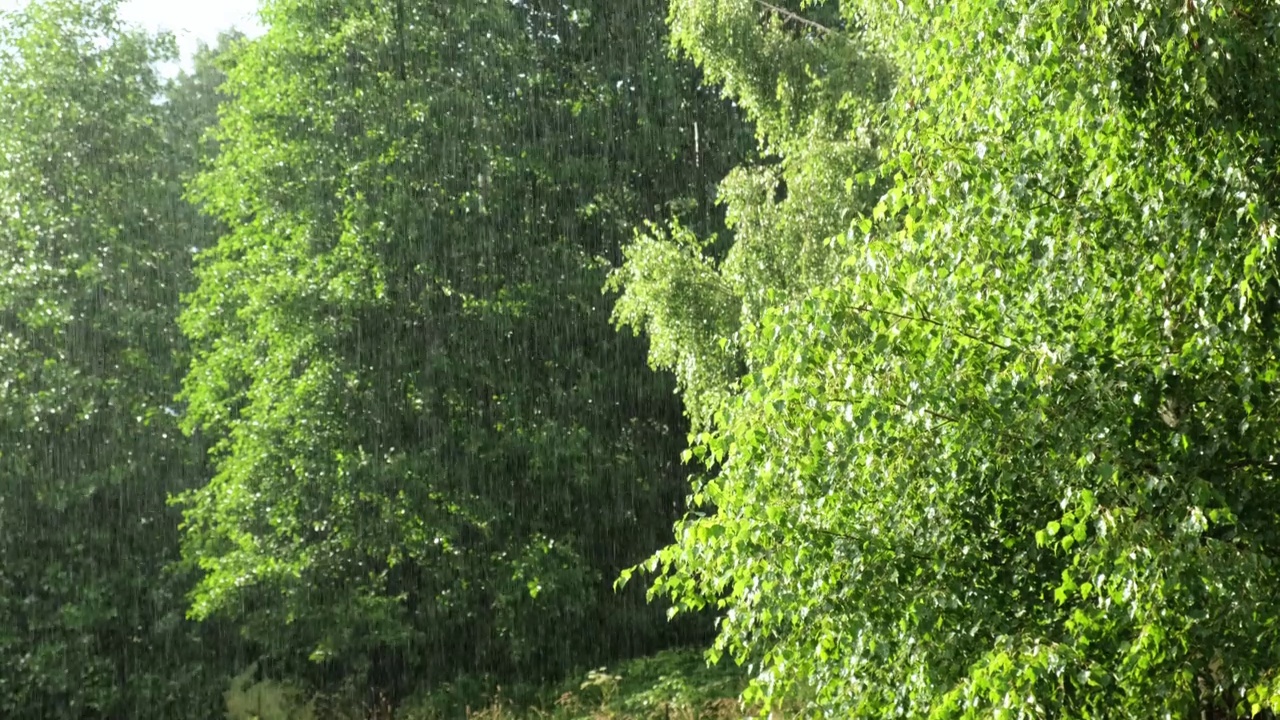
[755,0,840,37]
[850,303,1020,353]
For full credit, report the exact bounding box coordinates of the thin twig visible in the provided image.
[798,523,934,564]
[850,303,1020,353]
[883,398,960,426]
[755,0,840,36]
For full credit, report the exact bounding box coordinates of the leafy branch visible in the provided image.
[849,303,1021,353]
[755,0,842,38]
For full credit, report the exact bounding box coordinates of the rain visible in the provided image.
[4,1,1280,719]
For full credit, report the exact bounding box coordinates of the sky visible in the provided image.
[115,0,263,59]
[1,0,263,72]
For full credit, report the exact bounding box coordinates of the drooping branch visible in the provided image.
[849,303,1022,353]
[755,0,840,37]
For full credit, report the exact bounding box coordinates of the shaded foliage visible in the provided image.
[0,2,244,717]
[177,0,753,701]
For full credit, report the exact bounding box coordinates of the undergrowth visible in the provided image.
[224,647,752,720]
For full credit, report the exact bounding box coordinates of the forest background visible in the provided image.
[2,0,1280,719]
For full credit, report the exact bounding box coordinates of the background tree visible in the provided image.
[609,0,891,428]
[177,0,753,702]
[0,1,243,717]
[614,0,1280,717]
[163,30,246,198]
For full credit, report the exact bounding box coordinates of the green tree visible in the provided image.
[177,0,752,700]
[163,30,246,191]
[615,0,1280,717]
[0,3,244,716]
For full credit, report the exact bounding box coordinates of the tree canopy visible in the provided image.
[0,2,243,716]
[614,0,1280,717]
[175,0,753,697]
[5,0,1280,717]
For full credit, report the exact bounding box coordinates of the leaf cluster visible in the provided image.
[616,0,1280,717]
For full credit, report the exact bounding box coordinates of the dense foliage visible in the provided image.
[614,0,1280,717]
[0,2,244,717]
[6,0,1280,717]
[175,0,752,701]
